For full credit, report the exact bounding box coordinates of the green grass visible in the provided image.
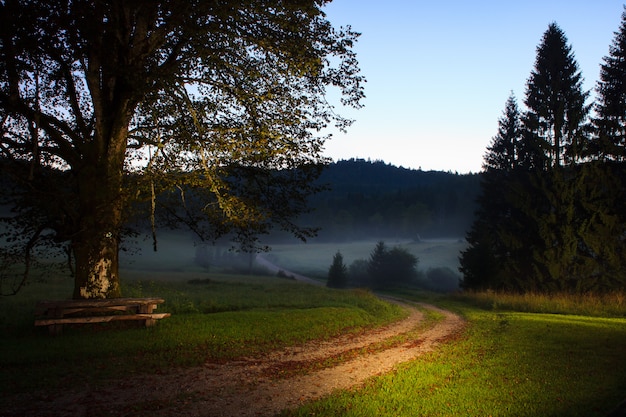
[0,273,405,395]
[3,236,626,416]
[281,293,626,417]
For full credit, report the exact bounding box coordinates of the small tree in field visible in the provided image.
[327,251,348,289]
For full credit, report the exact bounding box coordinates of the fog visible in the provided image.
[120,229,467,292]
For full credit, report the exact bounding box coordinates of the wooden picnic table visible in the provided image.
[34,297,170,335]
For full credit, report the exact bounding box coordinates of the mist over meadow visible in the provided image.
[118,159,476,293]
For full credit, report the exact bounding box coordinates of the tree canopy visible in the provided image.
[0,0,364,298]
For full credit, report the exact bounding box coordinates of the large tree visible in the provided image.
[587,6,626,289]
[516,23,592,291]
[461,23,604,293]
[460,94,523,290]
[0,0,364,298]
[594,6,626,161]
[524,23,590,168]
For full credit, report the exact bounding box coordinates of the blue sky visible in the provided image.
[321,1,624,173]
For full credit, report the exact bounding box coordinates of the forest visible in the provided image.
[299,159,480,241]
[460,18,626,294]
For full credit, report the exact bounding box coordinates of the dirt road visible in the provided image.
[5,300,464,417]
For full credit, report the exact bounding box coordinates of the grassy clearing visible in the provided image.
[3,235,626,416]
[0,274,405,395]
[282,291,626,417]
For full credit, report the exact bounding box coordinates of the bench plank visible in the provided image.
[35,313,171,326]
[35,297,165,311]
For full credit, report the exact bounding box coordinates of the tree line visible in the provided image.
[297,159,480,241]
[460,15,626,293]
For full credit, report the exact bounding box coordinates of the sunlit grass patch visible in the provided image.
[282,301,626,417]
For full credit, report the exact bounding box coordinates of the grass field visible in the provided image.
[281,294,626,417]
[2,237,625,416]
[0,271,405,395]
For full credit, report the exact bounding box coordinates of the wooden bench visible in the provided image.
[34,297,171,335]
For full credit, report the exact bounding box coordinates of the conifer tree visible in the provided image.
[585,7,626,290]
[519,24,592,291]
[462,24,596,293]
[367,241,388,288]
[327,251,348,289]
[460,94,522,290]
[524,23,591,168]
[484,93,521,172]
[594,7,626,161]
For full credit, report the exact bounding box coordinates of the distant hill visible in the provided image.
[299,159,481,241]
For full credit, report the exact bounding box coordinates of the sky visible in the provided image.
[320,1,625,173]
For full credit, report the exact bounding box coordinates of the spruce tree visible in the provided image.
[462,24,596,293]
[594,6,626,161]
[460,94,522,290]
[367,241,388,288]
[520,24,592,291]
[524,23,591,168]
[327,251,348,289]
[586,7,626,290]
[484,93,521,172]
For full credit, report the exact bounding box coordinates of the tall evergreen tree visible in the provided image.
[461,23,605,293]
[594,6,626,161]
[585,7,626,290]
[519,23,593,291]
[484,93,521,172]
[460,94,522,290]
[524,23,591,168]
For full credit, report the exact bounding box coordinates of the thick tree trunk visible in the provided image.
[72,226,122,299]
[71,129,127,299]
[71,169,124,299]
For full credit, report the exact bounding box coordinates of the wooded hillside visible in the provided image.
[298,159,480,241]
